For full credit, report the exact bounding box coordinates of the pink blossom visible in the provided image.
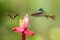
[12,14,34,37]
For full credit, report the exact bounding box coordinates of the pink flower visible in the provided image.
[12,14,34,36]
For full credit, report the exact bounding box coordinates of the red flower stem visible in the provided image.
[22,31,26,40]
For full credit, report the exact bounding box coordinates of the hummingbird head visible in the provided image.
[38,8,46,13]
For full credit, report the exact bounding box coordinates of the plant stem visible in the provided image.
[22,32,26,40]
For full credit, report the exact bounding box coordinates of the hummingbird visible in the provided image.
[8,13,18,19]
[31,8,55,20]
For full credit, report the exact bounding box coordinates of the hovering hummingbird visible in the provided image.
[8,13,18,19]
[31,8,55,20]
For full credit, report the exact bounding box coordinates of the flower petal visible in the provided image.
[12,27,24,33]
[24,29,34,36]
[24,14,30,29]
[20,19,25,29]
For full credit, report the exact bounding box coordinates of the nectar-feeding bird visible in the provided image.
[31,8,55,20]
[8,13,18,19]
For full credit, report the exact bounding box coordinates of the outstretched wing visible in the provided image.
[8,14,14,19]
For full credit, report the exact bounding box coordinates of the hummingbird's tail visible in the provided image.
[44,15,49,19]
[49,15,55,20]
[44,15,56,20]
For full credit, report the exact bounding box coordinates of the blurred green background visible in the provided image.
[0,0,60,40]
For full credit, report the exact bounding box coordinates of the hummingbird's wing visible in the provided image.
[8,14,14,19]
